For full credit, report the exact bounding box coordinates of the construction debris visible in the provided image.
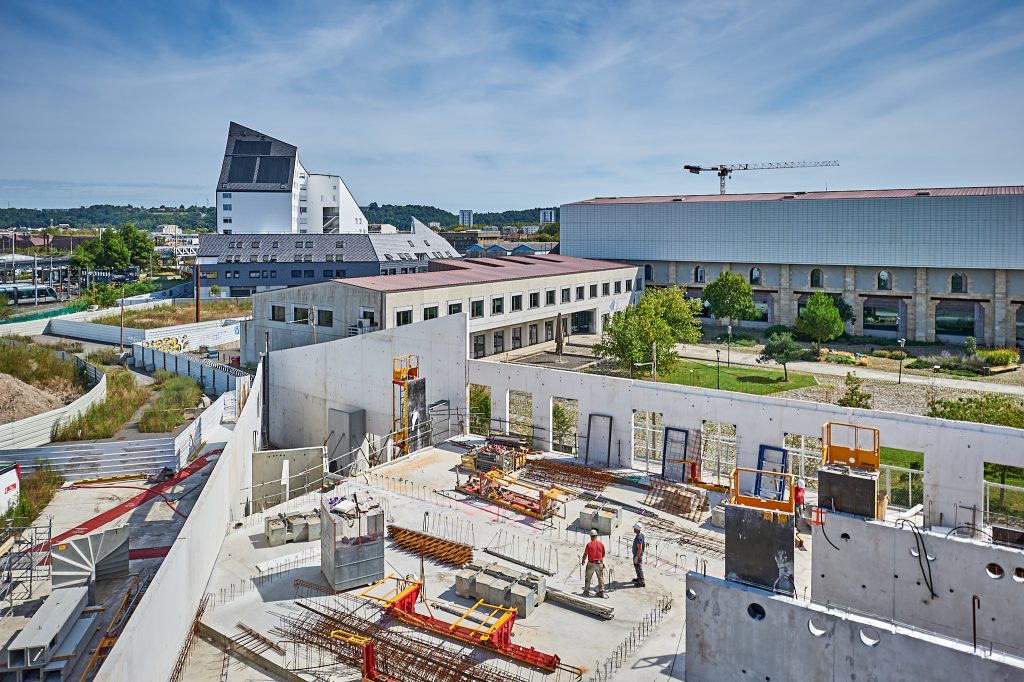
[456,561,547,617]
[387,524,473,566]
[521,458,615,492]
[461,435,531,473]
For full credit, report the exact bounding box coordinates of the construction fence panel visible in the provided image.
[140,317,245,351]
[172,394,227,468]
[48,318,146,345]
[0,438,177,481]
[97,365,263,682]
[131,343,249,396]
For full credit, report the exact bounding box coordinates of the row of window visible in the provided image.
[674,264,971,294]
[470,323,555,357]
[226,239,347,250]
[217,268,349,280]
[394,278,638,326]
[270,304,334,328]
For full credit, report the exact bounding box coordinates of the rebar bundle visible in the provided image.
[387,524,474,566]
[521,460,614,493]
[644,516,726,558]
[643,480,708,522]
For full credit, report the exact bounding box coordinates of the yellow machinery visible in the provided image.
[821,422,880,470]
[729,467,795,515]
[391,355,419,454]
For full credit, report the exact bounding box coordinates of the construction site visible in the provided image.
[2,314,1024,681]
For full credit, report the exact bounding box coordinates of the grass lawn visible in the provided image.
[880,446,924,469]
[91,300,251,329]
[139,371,204,432]
[659,360,816,395]
[51,369,150,441]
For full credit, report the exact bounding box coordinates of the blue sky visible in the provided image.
[1,1,1022,211]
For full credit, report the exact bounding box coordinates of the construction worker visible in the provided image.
[795,479,807,515]
[581,529,607,598]
[632,522,646,587]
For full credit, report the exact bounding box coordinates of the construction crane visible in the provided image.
[683,161,839,194]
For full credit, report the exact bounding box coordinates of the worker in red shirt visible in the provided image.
[795,479,807,515]
[581,529,607,598]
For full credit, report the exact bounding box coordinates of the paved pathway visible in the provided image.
[674,344,1024,397]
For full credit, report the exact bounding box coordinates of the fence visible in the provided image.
[171,393,228,468]
[0,438,178,481]
[879,464,924,510]
[132,343,250,396]
[0,344,108,450]
[985,480,1024,531]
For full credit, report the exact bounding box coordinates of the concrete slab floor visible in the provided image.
[182,445,822,681]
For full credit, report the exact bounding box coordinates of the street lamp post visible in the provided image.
[727,324,732,368]
[897,338,906,384]
[715,349,721,390]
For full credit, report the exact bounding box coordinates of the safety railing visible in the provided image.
[729,467,795,514]
[822,422,880,470]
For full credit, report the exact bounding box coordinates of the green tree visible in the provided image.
[593,303,678,378]
[795,291,844,352]
[0,294,10,320]
[927,394,1024,505]
[551,400,575,450]
[70,238,102,270]
[642,288,703,344]
[836,372,871,409]
[830,294,856,324]
[210,285,221,297]
[96,229,131,269]
[701,271,758,326]
[469,385,491,435]
[757,332,804,380]
[118,223,155,267]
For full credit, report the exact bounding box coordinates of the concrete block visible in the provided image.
[509,584,537,618]
[264,518,286,547]
[594,509,620,535]
[710,502,726,528]
[288,516,308,542]
[818,466,878,518]
[455,568,478,599]
[305,514,321,541]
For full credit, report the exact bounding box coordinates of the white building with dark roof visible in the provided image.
[216,122,368,235]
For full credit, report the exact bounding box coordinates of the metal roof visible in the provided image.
[368,224,459,262]
[335,254,633,293]
[216,122,298,193]
[197,233,376,264]
[569,186,1024,205]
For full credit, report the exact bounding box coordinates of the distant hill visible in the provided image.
[361,203,558,228]
[361,203,457,228]
[0,205,216,231]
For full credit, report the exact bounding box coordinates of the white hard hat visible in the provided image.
[590,529,598,536]
[633,522,643,532]
[798,479,806,488]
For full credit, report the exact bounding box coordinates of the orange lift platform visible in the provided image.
[359,575,562,672]
[821,422,880,470]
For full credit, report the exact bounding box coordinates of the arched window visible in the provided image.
[877,270,892,291]
[749,267,762,286]
[951,272,967,293]
[644,264,654,282]
[810,268,823,288]
[694,265,705,283]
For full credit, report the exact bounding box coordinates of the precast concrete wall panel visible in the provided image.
[468,359,1024,526]
[684,572,1024,682]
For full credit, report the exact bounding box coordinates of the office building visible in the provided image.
[459,210,474,228]
[539,209,556,224]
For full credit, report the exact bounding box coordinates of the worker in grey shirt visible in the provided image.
[632,522,646,587]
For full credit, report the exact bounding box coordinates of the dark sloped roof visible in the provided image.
[197,233,376,264]
[217,122,298,193]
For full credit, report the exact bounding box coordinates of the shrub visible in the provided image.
[139,376,204,433]
[1,461,63,526]
[837,372,871,409]
[85,347,121,366]
[964,336,977,357]
[733,336,758,347]
[48,339,83,354]
[764,324,790,339]
[0,339,87,393]
[52,370,150,441]
[979,348,1020,366]
[825,353,856,365]
[870,349,908,360]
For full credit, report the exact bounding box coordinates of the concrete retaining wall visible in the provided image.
[684,572,1024,681]
[468,359,1024,527]
[96,364,262,682]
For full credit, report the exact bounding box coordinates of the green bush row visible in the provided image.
[825,353,856,365]
[978,348,1020,366]
[870,349,908,360]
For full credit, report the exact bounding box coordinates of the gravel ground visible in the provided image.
[782,373,983,415]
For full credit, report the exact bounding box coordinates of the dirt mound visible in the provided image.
[0,373,65,425]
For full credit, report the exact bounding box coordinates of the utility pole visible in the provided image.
[193,261,201,323]
[33,255,38,305]
[897,338,906,384]
[727,324,732,368]
[119,285,126,353]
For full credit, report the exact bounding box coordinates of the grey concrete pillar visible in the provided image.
[843,266,858,335]
[668,261,678,286]
[913,267,928,342]
[779,265,793,326]
[994,269,1007,347]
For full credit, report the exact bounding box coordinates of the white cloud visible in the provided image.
[0,0,1021,210]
